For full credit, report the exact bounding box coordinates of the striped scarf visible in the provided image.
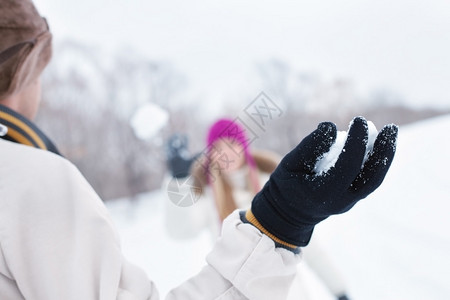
[0,104,60,155]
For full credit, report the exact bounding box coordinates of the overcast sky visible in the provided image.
[35,0,450,109]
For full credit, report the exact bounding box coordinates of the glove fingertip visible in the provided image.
[331,117,368,181]
[349,123,398,197]
[381,123,399,143]
[316,121,337,150]
[280,121,337,172]
[375,123,399,155]
[348,116,368,136]
[352,115,367,124]
[317,121,337,134]
[345,116,369,152]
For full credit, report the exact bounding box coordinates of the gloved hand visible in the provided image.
[241,117,398,252]
[337,294,350,300]
[166,134,197,178]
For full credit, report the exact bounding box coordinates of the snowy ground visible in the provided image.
[106,115,450,299]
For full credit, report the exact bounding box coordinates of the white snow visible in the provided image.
[314,120,378,175]
[314,130,347,175]
[0,123,7,136]
[106,115,450,299]
[106,190,212,297]
[130,103,169,140]
[364,121,378,164]
[315,114,450,299]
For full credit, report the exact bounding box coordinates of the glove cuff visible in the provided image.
[250,189,316,247]
[240,210,301,254]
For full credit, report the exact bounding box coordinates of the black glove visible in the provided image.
[241,117,398,251]
[166,134,196,178]
[337,294,350,300]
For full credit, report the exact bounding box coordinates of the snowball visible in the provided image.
[314,120,378,176]
[130,103,169,140]
[364,121,378,166]
[314,130,347,175]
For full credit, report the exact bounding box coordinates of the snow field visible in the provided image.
[106,115,450,299]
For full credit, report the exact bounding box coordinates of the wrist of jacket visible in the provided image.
[241,183,325,251]
[239,200,312,255]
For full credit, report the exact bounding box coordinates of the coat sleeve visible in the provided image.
[165,211,300,300]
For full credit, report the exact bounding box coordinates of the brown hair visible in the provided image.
[0,0,52,100]
[191,149,281,222]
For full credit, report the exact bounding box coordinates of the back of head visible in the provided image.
[0,0,52,100]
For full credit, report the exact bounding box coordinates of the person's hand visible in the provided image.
[337,294,350,300]
[241,117,398,252]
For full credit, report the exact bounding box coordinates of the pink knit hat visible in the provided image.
[207,118,256,168]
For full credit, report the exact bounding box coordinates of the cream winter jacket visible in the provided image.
[164,150,348,299]
[0,138,299,299]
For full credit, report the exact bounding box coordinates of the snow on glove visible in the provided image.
[241,116,398,252]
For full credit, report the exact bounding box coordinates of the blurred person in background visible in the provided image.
[164,119,278,239]
[167,118,351,300]
[0,1,398,299]
[166,133,197,179]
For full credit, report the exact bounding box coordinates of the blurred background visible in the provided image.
[34,0,449,200]
[32,1,450,298]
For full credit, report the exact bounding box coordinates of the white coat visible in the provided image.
[164,166,348,299]
[0,138,299,300]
